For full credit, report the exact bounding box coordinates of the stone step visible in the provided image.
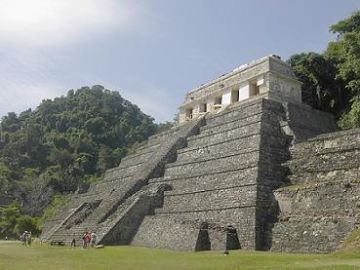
[291,129,360,156]
[91,179,137,197]
[199,109,281,137]
[187,119,283,152]
[100,173,134,184]
[288,148,360,174]
[146,124,185,141]
[274,181,360,217]
[204,103,264,128]
[288,167,360,185]
[104,160,150,180]
[98,188,167,245]
[149,167,258,193]
[132,139,162,153]
[291,143,360,161]
[200,112,263,135]
[55,223,100,233]
[163,161,259,182]
[188,121,263,149]
[119,152,152,168]
[103,163,144,179]
[123,143,159,161]
[133,123,192,153]
[83,181,153,231]
[99,191,142,226]
[178,123,287,163]
[177,133,262,162]
[50,224,100,243]
[203,98,283,127]
[178,145,287,171]
[103,166,134,181]
[159,185,257,213]
[147,177,164,183]
[41,198,86,241]
[86,186,144,224]
[177,138,261,161]
[165,149,260,177]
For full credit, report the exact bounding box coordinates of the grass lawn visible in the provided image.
[0,240,359,270]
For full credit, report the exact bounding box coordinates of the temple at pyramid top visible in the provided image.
[178,54,302,123]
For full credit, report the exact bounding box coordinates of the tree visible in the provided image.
[97,145,115,172]
[14,215,41,236]
[288,10,360,128]
[0,203,20,238]
[287,53,346,115]
[1,112,21,132]
[0,163,11,193]
[327,10,360,128]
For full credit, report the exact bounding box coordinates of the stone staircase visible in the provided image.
[41,117,205,245]
[271,128,360,253]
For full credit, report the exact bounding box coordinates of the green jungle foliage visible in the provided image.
[0,86,158,222]
[0,203,40,238]
[288,10,360,128]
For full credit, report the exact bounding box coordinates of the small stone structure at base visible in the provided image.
[41,55,360,253]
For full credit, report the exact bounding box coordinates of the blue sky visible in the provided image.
[0,0,359,122]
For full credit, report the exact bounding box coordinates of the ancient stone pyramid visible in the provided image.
[41,55,360,253]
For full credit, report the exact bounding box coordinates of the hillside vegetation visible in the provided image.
[0,86,161,237]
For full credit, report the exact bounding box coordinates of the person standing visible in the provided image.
[27,232,32,246]
[71,233,76,248]
[82,232,87,248]
[90,232,97,248]
[85,232,91,248]
[20,232,27,246]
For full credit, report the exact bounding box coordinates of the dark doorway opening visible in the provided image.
[195,223,211,251]
[226,226,241,250]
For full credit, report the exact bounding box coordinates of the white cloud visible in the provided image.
[0,0,144,118]
[0,0,137,48]
[0,81,63,116]
[0,49,65,116]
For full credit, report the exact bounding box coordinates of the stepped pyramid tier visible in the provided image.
[41,55,359,253]
[271,129,360,253]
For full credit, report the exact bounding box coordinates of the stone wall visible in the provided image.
[281,102,338,143]
[271,128,360,253]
